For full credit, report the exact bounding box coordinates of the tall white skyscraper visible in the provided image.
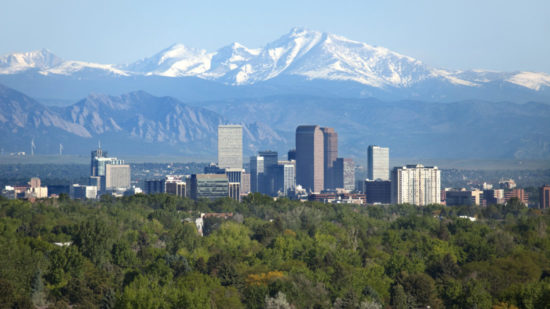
[368,145,389,181]
[218,125,243,169]
[391,164,441,206]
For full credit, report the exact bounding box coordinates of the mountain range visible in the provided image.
[1,28,549,160]
[1,27,549,103]
[0,84,286,157]
[1,83,549,159]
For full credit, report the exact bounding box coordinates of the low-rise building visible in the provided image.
[445,189,483,206]
[70,184,98,200]
[190,174,229,200]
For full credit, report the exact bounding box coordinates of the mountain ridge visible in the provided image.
[1,27,549,96]
[0,84,287,156]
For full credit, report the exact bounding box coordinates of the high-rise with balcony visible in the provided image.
[391,164,441,206]
[296,125,324,193]
[218,125,243,169]
[368,145,389,181]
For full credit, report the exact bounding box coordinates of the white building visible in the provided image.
[368,145,389,181]
[218,125,243,169]
[105,164,131,190]
[391,164,441,206]
[70,184,98,200]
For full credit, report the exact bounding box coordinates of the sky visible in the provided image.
[1,0,549,72]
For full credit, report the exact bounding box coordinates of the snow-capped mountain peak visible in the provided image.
[0,27,549,92]
[123,43,212,77]
[0,49,64,74]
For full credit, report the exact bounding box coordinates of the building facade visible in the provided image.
[218,125,243,169]
[296,125,324,193]
[368,145,389,181]
[249,155,264,193]
[540,185,550,209]
[334,158,355,191]
[321,127,338,189]
[190,174,229,200]
[276,160,296,196]
[228,182,241,202]
[259,151,278,196]
[483,189,505,205]
[365,180,391,204]
[241,173,251,195]
[105,164,131,190]
[145,179,165,194]
[70,184,97,200]
[504,188,529,205]
[445,189,483,206]
[391,164,441,206]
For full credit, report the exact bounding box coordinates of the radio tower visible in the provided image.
[31,138,36,156]
[59,143,63,156]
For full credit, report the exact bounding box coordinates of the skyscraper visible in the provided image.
[391,164,441,206]
[249,155,264,193]
[276,160,296,196]
[259,151,278,195]
[334,158,355,191]
[90,146,127,193]
[105,164,131,190]
[218,125,243,169]
[321,127,338,189]
[368,145,389,181]
[90,146,106,176]
[296,125,324,193]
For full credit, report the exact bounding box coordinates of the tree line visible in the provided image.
[0,194,549,308]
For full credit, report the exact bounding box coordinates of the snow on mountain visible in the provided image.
[0,49,63,74]
[42,61,129,76]
[506,72,550,91]
[0,49,127,76]
[122,43,212,77]
[203,42,260,80]
[1,28,549,92]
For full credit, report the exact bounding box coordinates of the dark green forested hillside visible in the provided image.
[1,194,549,309]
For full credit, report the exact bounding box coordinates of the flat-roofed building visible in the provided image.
[365,180,391,204]
[445,189,483,206]
[228,182,241,201]
[334,158,355,191]
[391,164,440,206]
[259,151,278,195]
[296,125,324,193]
[540,185,550,209]
[190,174,229,200]
[276,160,296,196]
[145,179,165,194]
[483,189,505,205]
[368,145,389,181]
[105,164,131,190]
[505,188,529,205]
[70,184,97,200]
[321,127,338,189]
[166,181,186,198]
[241,173,251,195]
[218,125,243,169]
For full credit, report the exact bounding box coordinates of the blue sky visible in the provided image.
[1,0,549,72]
